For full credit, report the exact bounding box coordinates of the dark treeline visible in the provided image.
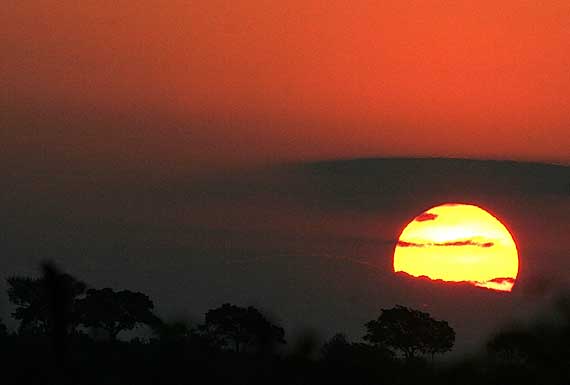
[0,262,568,385]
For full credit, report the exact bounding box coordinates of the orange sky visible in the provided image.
[3,1,570,173]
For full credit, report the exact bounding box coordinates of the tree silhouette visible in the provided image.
[6,261,569,385]
[77,288,159,341]
[363,305,455,360]
[201,303,285,353]
[423,318,456,359]
[6,271,87,335]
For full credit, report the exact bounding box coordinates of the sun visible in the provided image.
[393,203,519,292]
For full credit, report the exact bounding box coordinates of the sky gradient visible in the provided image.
[3,1,570,176]
[2,2,570,354]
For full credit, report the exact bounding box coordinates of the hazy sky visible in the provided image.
[3,1,570,177]
[2,2,569,352]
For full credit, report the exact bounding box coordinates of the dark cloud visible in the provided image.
[415,212,438,222]
[396,241,425,248]
[434,240,495,248]
[397,240,495,248]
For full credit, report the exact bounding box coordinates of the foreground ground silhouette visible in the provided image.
[0,262,568,385]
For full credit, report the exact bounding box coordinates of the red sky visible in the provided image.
[3,1,570,173]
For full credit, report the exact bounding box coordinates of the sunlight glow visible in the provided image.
[393,203,519,292]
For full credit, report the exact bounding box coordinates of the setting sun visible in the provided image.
[394,203,519,292]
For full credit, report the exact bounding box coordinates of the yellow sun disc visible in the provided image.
[393,203,519,292]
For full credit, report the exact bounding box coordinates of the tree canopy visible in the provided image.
[7,272,87,335]
[364,305,455,359]
[77,288,159,340]
[202,303,285,353]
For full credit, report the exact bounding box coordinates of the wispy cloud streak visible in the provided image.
[397,240,494,248]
